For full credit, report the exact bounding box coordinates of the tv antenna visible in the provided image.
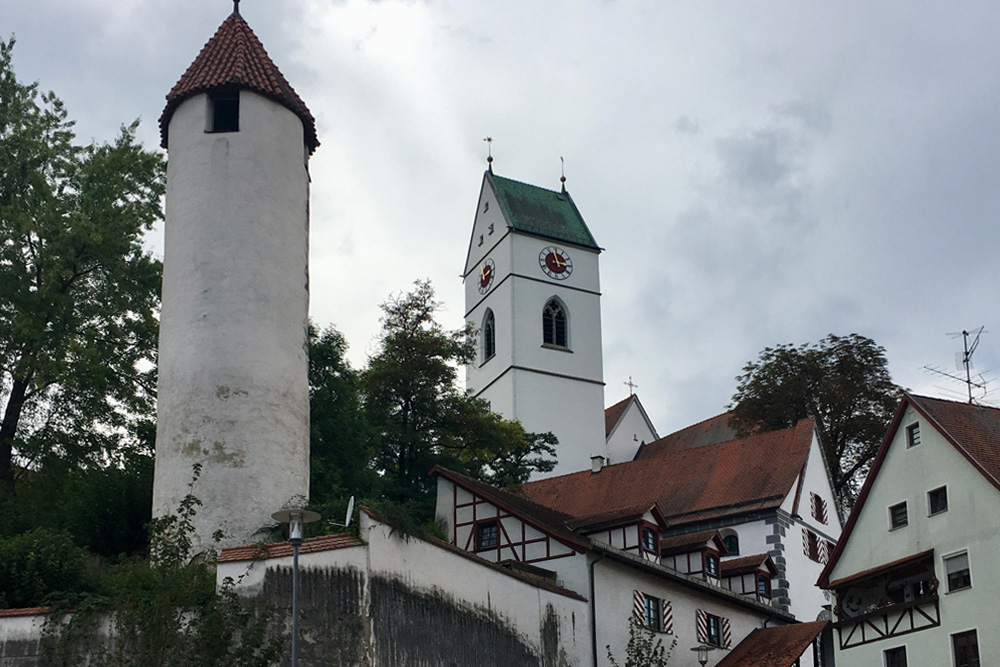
[922,326,989,404]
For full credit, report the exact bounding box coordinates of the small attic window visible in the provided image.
[208,90,239,134]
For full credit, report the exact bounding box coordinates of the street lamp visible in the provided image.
[690,643,716,666]
[271,507,321,667]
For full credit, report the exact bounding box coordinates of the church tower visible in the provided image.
[153,5,319,550]
[464,168,606,476]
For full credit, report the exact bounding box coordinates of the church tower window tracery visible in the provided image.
[482,309,496,362]
[542,298,568,348]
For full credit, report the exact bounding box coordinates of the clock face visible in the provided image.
[539,246,572,280]
[478,258,496,294]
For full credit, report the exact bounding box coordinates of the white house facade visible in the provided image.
[820,394,999,667]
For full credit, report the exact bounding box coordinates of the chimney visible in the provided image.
[591,455,606,474]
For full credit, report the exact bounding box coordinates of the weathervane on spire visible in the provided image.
[560,156,567,193]
[484,137,493,173]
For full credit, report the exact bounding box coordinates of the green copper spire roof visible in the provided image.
[489,173,600,250]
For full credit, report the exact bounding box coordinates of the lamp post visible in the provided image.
[271,508,321,667]
[690,643,716,667]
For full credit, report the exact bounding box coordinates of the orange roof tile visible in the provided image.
[160,11,318,153]
[217,533,362,563]
[721,553,778,577]
[605,396,632,436]
[635,411,737,458]
[0,606,52,618]
[716,621,827,667]
[658,530,723,556]
[520,418,815,529]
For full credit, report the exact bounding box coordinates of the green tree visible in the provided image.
[0,38,164,499]
[729,333,902,511]
[362,281,555,514]
[308,322,377,506]
[607,617,677,667]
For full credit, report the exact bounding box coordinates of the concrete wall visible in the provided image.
[154,89,311,551]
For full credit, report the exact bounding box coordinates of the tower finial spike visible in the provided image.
[484,137,493,173]
[233,0,241,16]
[560,156,567,193]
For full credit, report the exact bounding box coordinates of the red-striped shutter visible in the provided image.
[802,528,809,557]
[661,599,673,634]
[722,617,732,648]
[818,538,830,564]
[633,590,644,623]
[696,609,707,643]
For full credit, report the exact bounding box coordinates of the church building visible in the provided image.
[463,168,607,476]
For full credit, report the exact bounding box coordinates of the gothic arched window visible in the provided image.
[482,309,496,362]
[542,299,568,348]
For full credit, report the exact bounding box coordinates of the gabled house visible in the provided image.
[605,394,659,464]
[519,415,841,629]
[432,466,798,666]
[818,394,1000,667]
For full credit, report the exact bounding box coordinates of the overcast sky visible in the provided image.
[8,0,1000,435]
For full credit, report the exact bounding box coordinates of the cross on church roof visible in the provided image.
[625,377,638,395]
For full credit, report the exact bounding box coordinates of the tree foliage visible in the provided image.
[607,618,677,667]
[359,281,555,517]
[0,38,164,498]
[730,333,902,511]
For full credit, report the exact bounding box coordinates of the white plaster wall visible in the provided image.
[594,557,778,667]
[361,513,589,665]
[154,90,310,551]
[829,404,1000,666]
[606,401,658,464]
[463,174,505,277]
[218,544,369,599]
[797,432,842,533]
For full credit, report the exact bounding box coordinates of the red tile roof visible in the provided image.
[519,418,815,529]
[658,530,723,556]
[635,411,737,458]
[716,621,827,667]
[160,11,318,154]
[820,393,1000,587]
[217,533,363,563]
[0,607,52,618]
[721,553,778,577]
[605,395,633,436]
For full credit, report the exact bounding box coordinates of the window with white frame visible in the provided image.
[928,486,948,515]
[944,552,971,592]
[952,629,980,667]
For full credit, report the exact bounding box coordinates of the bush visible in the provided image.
[0,527,89,608]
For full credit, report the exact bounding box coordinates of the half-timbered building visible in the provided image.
[819,394,1000,667]
[432,466,807,666]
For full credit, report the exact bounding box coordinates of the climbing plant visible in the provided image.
[607,617,677,667]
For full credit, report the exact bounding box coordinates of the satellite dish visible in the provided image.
[330,496,355,529]
[344,496,355,528]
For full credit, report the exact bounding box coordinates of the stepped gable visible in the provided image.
[635,411,737,458]
[519,417,815,528]
[160,11,319,153]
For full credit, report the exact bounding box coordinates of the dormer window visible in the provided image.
[705,553,719,577]
[641,527,658,553]
[208,90,240,133]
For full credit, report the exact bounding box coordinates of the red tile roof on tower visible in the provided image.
[605,395,633,436]
[519,417,815,529]
[820,393,1000,587]
[635,411,738,458]
[715,621,827,667]
[159,10,319,154]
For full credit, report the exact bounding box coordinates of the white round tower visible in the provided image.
[153,7,319,551]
